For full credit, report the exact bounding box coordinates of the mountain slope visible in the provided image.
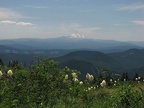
[109,48,144,69]
[58,60,98,79]
[55,51,124,75]
[55,49,144,78]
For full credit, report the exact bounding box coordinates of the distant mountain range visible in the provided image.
[0,37,144,78]
[0,37,143,52]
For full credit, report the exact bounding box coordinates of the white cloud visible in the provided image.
[0,20,33,26]
[0,20,16,24]
[117,4,144,11]
[16,22,33,26]
[0,17,101,38]
[131,20,144,25]
[0,8,24,19]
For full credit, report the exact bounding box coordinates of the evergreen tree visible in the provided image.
[120,72,129,81]
[133,73,139,80]
[0,58,4,66]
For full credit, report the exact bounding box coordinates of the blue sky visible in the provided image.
[0,0,144,41]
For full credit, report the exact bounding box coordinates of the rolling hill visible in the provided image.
[108,49,144,69]
[55,49,144,79]
[55,50,122,79]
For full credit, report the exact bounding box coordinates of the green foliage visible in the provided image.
[110,84,144,108]
[0,57,144,108]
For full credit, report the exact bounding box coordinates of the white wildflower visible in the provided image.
[71,72,77,78]
[86,73,94,81]
[90,75,94,81]
[138,77,141,80]
[73,77,78,82]
[135,78,138,81]
[79,81,83,85]
[110,79,113,82]
[100,80,106,87]
[88,87,91,91]
[7,70,13,77]
[91,86,93,89]
[0,71,2,78]
[124,79,126,81]
[86,73,90,79]
[114,84,116,86]
[40,103,43,106]
[114,80,117,83]
[65,74,68,80]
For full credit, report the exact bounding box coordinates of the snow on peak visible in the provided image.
[70,33,85,38]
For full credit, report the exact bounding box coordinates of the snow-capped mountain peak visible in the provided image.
[69,33,85,38]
